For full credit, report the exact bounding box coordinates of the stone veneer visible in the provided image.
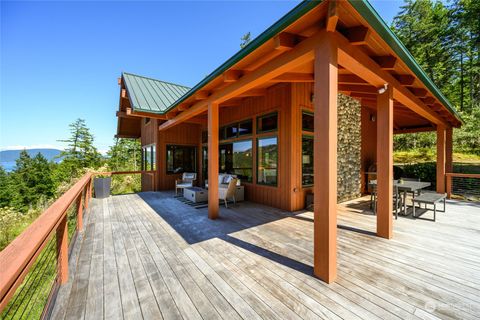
[337,93,362,202]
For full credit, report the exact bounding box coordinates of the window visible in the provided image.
[257,137,278,186]
[202,147,208,181]
[257,112,278,133]
[238,120,253,136]
[166,145,197,174]
[225,124,238,139]
[302,111,314,132]
[219,127,226,140]
[302,136,314,186]
[218,140,253,183]
[233,140,253,182]
[142,144,156,171]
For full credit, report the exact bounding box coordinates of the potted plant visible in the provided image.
[94,174,112,199]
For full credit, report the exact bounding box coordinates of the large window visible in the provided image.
[257,112,278,133]
[257,137,278,186]
[166,145,196,174]
[218,140,253,183]
[216,119,253,141]
[142,144,156,171]
[302,136,314,186]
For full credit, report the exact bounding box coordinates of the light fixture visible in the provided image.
[377,83,388,94]
[370,114,376,122]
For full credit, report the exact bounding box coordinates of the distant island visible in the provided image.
[0,148,62,171]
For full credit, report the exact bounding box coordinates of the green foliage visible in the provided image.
[58,118,103,178]
[392,0,480,152]
[106,138,142,194]
[401,162,438,189]
[240,32,252,49]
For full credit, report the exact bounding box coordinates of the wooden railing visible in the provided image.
[0,170,154,317]
[446,172,480,199]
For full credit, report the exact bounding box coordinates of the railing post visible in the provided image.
[85,180,91,209]
[446,174,452,199]
[56,216,68,284]
[76,193,84,231]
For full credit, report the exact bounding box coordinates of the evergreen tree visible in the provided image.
[107,138,142,171]
[58,118,102,177]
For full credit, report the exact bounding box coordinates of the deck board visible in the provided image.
[50,192,480,320]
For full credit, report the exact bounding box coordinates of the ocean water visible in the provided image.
[1,162,16,172]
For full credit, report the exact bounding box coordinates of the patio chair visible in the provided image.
[218,178,238,208]
[175,172,197,196]
[371,185,403,219]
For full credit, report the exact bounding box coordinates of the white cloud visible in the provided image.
[1,144,64,151]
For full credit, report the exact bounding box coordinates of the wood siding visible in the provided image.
[141,119,157,191]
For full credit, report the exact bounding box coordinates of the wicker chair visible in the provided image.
[218,178,238,208]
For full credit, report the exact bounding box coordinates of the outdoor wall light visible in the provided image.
[370,114,376,122]
[377,83,389,94]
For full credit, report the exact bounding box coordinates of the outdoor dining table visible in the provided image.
[370,180,431,215]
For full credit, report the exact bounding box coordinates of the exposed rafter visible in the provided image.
[372,55,397,70]
[223,70,243,83]
[271,73,314,82]
[344,26,370,45]
[326,0,339,32]
[393,74,415,86]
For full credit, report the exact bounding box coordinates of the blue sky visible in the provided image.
[1,0,405,153]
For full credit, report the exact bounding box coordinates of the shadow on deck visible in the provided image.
[49,191,480,320]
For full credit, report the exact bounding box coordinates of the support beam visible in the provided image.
[223,70,243,82]
[372,55,397,70]
[436,125,446,193]
[160,30,329,131]
[421,97,436,105]
[393,74,415,86]
[408,87,428,97]
[338,84,377,93]
[121,88,127,98]
[195,90,209,100]
[394,126,436,135]
[326,0,339,32]
[237,88,267,97]
[446,127,453,173]
[338,74,368,84]
[208,102,219,219]
[271,73,314,82]
[344,26,370,45]
[376,85,393,239]
[334,32,448,126]
[313,34,337,283]
[274,32,303,51]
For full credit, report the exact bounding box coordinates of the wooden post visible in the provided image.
[446,174,452,199]
[376,85,393,239]
[313,34,338,283]
[436,125,446,193]
[76,193,84,231]
[208,102,219,219]
[56,216,68,284]
[446,127,453,174]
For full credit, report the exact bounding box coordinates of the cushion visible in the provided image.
[223,175,233,184]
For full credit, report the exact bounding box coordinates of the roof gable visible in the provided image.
[122,72,190,113]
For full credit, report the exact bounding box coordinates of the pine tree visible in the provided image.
[107,138,142,171]
[58,118,102,177]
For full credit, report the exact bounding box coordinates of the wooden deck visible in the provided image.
[49,192,480,320]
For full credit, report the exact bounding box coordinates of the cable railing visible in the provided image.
[446,173,480,202]
[0,170,155,319]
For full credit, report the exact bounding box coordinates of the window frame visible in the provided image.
[166,144,197,175]
[301,135,314,187]
[256,112,278,134]
[301,110,314,132]
[256,135,278,187]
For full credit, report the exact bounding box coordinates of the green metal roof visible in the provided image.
[122,72,191,113]
[122,0,460,123]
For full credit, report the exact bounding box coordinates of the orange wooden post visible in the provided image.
[446,174,452,199]
[446,127,453,174]
[436,125,446,193]
[376,84,393,239]
[56,216,69,284]
[313,34,338,283]
[76,193,84,231]
[208,102,219,219]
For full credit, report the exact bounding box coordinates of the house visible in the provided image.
[114,0,461,283]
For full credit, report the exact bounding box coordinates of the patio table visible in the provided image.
[369,180,431,215]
